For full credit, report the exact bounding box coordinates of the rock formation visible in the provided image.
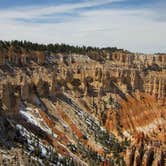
[0,42,165,165]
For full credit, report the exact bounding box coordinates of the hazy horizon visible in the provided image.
[0,0,166,53]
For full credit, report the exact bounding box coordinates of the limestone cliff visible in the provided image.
[0,42,165,165]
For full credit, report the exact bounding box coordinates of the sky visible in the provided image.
[0,0,166,53]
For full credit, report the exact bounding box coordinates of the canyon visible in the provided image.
[0,41,165,165]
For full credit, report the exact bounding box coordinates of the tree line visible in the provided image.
[0,40,123,54]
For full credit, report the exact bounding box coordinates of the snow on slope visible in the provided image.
[19,104,57,138]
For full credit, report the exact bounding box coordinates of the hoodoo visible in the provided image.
[0,41,165,165]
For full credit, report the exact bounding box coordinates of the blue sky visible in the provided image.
[0,0,166,53]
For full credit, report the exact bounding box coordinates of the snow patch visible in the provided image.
[20,106,57,138]
[123,131,131,138]
[136,118,164,133]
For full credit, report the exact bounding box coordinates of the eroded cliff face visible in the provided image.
[0,48,165,165]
